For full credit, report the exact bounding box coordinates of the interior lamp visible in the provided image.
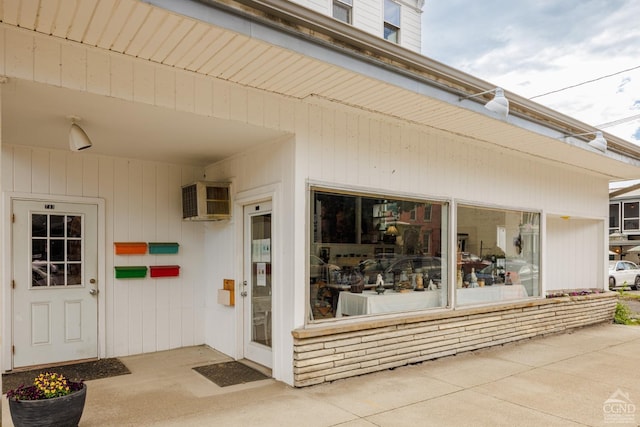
[68,117,93,151]
[385,224,399,236]
[460,87,509,118]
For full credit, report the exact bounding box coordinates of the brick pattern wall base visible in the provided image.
[292,292,616,387]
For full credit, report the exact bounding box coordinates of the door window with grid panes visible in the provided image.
[31,213,83,287]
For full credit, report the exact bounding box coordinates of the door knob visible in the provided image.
[89,289,99,296]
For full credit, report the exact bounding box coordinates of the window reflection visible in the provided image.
[32,214,48,237]
[456,205,540,303]
[310,188,448,320]
[308,189,541,321]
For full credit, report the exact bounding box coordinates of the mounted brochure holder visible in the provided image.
[218,279,235,306]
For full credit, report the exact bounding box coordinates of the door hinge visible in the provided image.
[11,280,15,289]
[12,213,15,223]
[12,345,15,355]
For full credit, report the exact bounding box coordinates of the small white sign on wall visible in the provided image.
[256,262,267,287]
[252,238,271,262]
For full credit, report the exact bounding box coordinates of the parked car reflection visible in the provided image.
[459,252,490,275]
[359,255,442,285]
[310,255,340,283]
[463,260,538,288]
[358,255,398,283]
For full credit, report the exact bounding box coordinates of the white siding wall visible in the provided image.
[297,102,607,216]
[353,1,382,39]
[400,4,422,52]
[203,137,296,384]
[546,217,604,290]
[1,145,206,358]
[292,0,330,15]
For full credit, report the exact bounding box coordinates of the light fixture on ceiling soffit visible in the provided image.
[459,87,509,118]
[562,130,607,153]
[68,116,93,152]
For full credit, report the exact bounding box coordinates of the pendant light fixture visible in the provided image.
[68,116,93,151]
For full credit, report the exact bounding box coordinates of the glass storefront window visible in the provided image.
[308,189,540,320]
[309,188,448,320]
[456,205,540,304]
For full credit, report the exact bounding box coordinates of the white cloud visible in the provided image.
[421,0,640,143]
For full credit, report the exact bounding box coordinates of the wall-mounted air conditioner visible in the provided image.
[181,181,231,221]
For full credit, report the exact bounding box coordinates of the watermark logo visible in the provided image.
[603,389,636,424]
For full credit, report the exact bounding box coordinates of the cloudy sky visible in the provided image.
[421,0,640,144]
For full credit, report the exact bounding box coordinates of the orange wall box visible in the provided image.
[114,242,147,255]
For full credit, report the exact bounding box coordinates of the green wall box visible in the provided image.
[148,242,179,254]
[115,266,148,279]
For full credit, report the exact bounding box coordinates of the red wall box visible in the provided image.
[149,265,180,278]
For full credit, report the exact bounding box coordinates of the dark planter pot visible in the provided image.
[8,384,87,427]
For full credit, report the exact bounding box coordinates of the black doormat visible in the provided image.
[193,361,269,387]
[2,358,130,394]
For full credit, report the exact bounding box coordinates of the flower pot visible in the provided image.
[8,384,87,427]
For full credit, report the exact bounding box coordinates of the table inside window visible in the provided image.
[456,284,528,305]
[336,290,443,317]
[335,285,529,317]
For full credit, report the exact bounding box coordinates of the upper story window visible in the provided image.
[333,0,353,24]
[623,201,639,231]
[384,0,401,43]
[610,202,620,232]
[423,203,432,221]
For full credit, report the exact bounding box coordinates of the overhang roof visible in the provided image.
[2,0,640,177]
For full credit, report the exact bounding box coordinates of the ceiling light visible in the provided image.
[68,118,92,151]
[460,87,509,118]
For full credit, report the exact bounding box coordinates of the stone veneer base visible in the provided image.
[291,292,617,387]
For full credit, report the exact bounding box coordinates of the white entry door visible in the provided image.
[243,201,273,368]
[12,200,98,368]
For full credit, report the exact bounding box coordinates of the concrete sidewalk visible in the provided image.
[3,323,640,426]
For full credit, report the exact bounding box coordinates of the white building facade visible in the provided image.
[290,0,424,52]
[1,0,638,388]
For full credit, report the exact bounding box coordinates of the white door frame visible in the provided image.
[2,193,106,372]
[242,200,273,367]
[234,184,280,372]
